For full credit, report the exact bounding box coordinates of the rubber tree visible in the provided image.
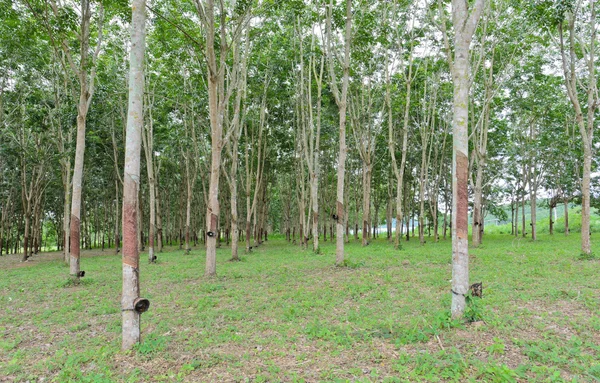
[297,21,325,254]
[386,18,416,250]
[193,0,251,277]
[142,84,157,263]
[222,29,250,261]
[58,0,104,277]
[349,80,376,247]
[440,0,485,319]
[23,0,105,273]
[325,0,352,266]
[122,0,147,351]
[557,1,597,255]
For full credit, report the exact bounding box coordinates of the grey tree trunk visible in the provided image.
[184,147,192,255]
[121,0,146,350]
[64,1,103,277]
[521,165,527,238]
[513,199,517,235]
[201,0,221,277]
[69,103,88,275]
[62,164,71,263]
[442,0,484,319]
[471,67,492,247]
[195,0,251,276]
[53,107,73,263]
[564,198,569,235]
[362,162,372,246]
[155,175,163,252]
[142,95,156,262]
[549,199,555,235]
[326,0,352,265]
[558,5,597,255]
[224,36,248,261]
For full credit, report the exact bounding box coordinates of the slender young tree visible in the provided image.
[557,1,597,256]
[387,38,415,249]
[295,21,325,254]
[142,87,157,263]
[20,0,103,271]
[193,0,251,277]
[61,0,104,277]
[349,81,376,247]
[122,0,147,350]
[222,30,250,261]
[326,0,352,266]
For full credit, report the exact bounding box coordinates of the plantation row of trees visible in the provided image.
[1,0,597,347]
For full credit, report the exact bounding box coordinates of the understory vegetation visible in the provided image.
[1,233,599,382]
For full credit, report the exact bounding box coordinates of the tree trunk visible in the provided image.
[205,113,221,276]
[433,200,439,242]
[121,0,146,350]
[514,192,519,237]
[362,162,371,246]
[446,0,484,319]
[548,204,555,235]
[419,162,426,246]
[387,36,413,251]
[521,185,526,237]
[185,151,192,255]
[155,181,163,252]
[68,0,103,277]
[471,58,493,248]
[326,0,351,266]
[142,96,156,262]
[530,186,537,241]
[386,187,392,241]
[472,165,483,246]
[200,0,249,275]
[229,140,240,260]
[137,185,143,252]
[114,180,121,254]
[63,167,71,263]
[22,216,30,262]
[564,198,569,235]
[443,210,447,240]
[69,105,89,275]
[558,6,596,254]
[510,199,514,235]
[580,147,592,252]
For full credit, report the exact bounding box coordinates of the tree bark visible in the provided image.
[204,14,221,276]
[514,188,519,237]
[564,198,569,235]
[443,0,484,319]
[61,150,71,264]
[558,5,597,254]
[326,0,352,265]
[362,161,372,246]
[471,75,492,247]
[155,175,163,252]
[67,1,103,277]
[142,93,156,262]
[122,0,146,350]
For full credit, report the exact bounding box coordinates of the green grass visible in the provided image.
[0,233,599,382]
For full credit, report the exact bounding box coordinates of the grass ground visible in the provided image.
[1,233,599,382]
